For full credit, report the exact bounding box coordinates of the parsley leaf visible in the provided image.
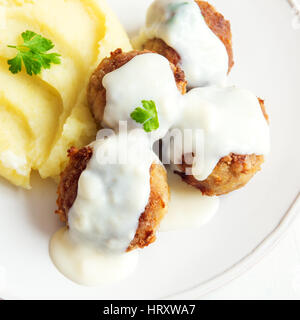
[130,100,160,133]
[7,30,61,76]
[7,53,22,74]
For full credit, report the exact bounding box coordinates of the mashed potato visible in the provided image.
[0,0,132,188]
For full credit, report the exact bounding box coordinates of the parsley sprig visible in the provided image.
[130,100,160,133]
[7,30,61,76]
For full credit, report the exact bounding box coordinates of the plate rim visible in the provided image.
[163,192,300,299]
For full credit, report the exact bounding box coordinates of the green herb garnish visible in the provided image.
[7,30,61,75]
[130,100,160,133]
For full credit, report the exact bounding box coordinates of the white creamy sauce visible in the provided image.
[50,131,156,285]
[50,228,139,286]
[102,53,183,141]
[160,170,219,231]
[69,131,155,253]
[133,0,228,87]
[166,86,270,181]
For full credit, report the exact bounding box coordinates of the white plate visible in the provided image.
[0,0,299,300]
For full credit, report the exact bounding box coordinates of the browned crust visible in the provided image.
[55,146,93,223]
[87,48,187,123]
[55,148,169,251]
[259,98,269,123]
[143,0,234,74]
[143,38,182,69]
[197,0,234,72]
[127,163,169,251]
[174,99,269,196]
[176,153,264,196]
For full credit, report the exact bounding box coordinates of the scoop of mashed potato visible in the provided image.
[0,0,132,188]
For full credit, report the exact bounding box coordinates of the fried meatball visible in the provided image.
[175,153,265,196]
[143,0,234,74]
[56,146,93,223]
[127,162,169,251]
[55,146,169,251]
[87,48,187,124]
[174,99,269,196]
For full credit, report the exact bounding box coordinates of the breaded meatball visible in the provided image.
[128,162,169,251]
[143,0,234,74]
[55,146,169,251]
[56,147,93,223]
[175,153,265,196]
[174,99,269,196]
[87,48,187,124]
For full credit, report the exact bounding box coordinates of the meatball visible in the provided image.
[128,162,169,251]
[175,153,265,196]
[87,48,187,124]
[174,99,269,196]
[55,146,169,251]
[143,0,234,74]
